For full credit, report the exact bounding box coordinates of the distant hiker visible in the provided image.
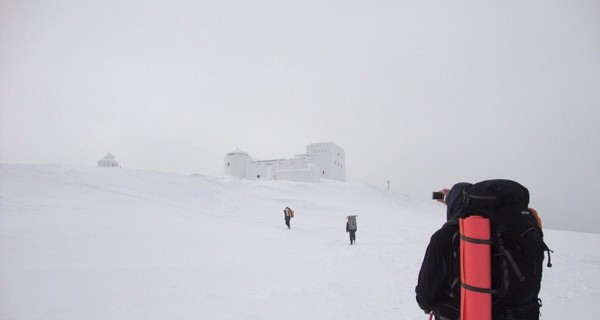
[284,207,294,229]
[346,215,358,244]
[416,181,551,320]
[416,182,471,320]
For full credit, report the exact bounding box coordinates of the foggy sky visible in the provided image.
[1,1,599,233]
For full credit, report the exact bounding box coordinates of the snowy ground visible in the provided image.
[0,164,598,319]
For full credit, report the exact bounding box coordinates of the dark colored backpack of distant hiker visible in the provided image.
[460,179,552,320]
[347,217,357,231]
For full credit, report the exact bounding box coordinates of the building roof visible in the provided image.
[226,148,249,156]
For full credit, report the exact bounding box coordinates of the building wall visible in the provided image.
[272,163,320,182]
[224,142,345,183]
[245,158,315,181]
[306,142,346,182]
[245,160,274,180]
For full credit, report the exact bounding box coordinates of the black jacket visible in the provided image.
[415,220,460,319]
[415,182,472,320]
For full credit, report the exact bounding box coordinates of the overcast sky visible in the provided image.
[1,1,599,233]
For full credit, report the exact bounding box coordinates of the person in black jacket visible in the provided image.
[415,182,472,320]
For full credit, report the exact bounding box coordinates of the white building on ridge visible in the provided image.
[224,142,346,182]
[97,153,119,168]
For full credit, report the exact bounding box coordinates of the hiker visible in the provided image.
[284,207,294,229]
[415,182,472,320]
[346,215,358,244]
[416,180,550,320]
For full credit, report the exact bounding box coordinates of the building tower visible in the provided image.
[306,142,346,181]
[224,148,251,178]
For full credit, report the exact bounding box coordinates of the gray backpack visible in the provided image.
[347,216,357,230]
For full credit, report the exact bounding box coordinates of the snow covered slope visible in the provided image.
[0,164,598,319]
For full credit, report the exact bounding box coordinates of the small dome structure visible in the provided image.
[97,153,119,168]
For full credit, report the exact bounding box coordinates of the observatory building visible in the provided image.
[224,142,345,183]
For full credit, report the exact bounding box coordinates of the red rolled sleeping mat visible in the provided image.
[460,216,492,320]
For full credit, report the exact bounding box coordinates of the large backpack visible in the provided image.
[347,218,357,231]
[460,179,552,320]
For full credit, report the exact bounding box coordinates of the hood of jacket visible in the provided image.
[446,182,472,221]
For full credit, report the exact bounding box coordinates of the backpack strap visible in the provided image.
[461,282,498,295]
[450,230,460,299]
[545,247,554,268]
[497,241,526,282]
[450,276,461,299]
[459,233,491,245]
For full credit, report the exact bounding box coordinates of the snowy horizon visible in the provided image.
[1,163,598,319]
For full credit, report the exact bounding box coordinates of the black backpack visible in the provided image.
[460,179,552,320]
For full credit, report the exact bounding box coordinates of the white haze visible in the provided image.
[0,1,599,233]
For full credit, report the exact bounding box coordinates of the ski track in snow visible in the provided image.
[0,164,598,319]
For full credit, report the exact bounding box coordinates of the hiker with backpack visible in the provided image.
[284,207,294,229]
[346,215,358,245]
[415,180,551,320]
